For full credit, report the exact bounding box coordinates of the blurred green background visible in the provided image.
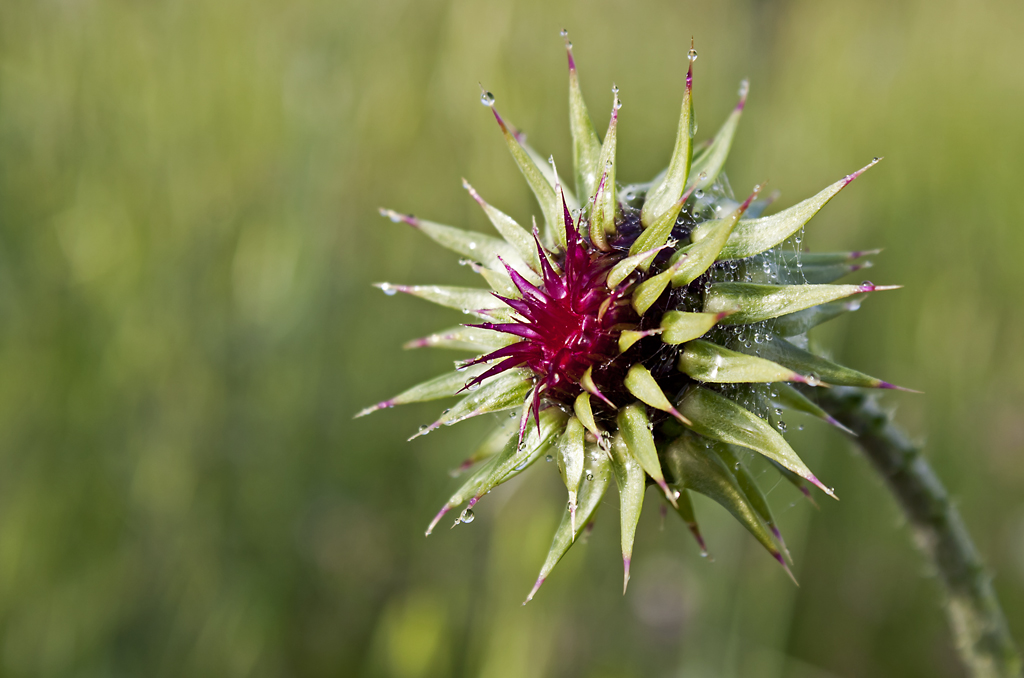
[1,0,1023,676]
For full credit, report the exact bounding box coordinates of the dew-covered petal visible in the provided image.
[678,340,813,385]
[703,282,898,325]
[525,444,612,602]
[676,386,835,498]
[355,363,490,418]
[617,402,677,506]
[641,59,694,228]
[692,158,881,260]
[608,432,647,593]
[411,369,533,439]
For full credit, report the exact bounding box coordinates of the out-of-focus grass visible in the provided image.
[0,0,1022,676]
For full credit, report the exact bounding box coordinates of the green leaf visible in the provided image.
[641,60,695,228]
[411,369,533,439]
[623,365,689,425]
[525,443,613,602]
[678,340,812,384]
[670,187,759,287]
[566,44,602,202]
[462,179,541,273]
[617,402,677,506]
[686,80,747,192]
[742,336,906,390]
[772,298,862,337]
[676,386,835,498]
[379,208,529,274]
[770,383,855,435]
[660,310,730,345]
[355,363,490,418]
[489,108,562,247]
[692,158,880,260]
[556,416,587,534]
[403,325,517,352]
[609,432,647,593]
[664,434,785,566]
[704,282,897,325]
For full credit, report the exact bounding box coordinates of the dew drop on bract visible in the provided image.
[688,48,698,62]
[460,508,475,524]
[694,189,704,199]
[545,455,553,462]
[586,472,594,481]
[560,28,568,37]
[480,91,495,107]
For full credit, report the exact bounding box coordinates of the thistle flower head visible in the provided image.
[361,33,909,602]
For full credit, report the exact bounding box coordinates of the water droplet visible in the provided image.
[687,48,698,62]
[545,455,553,462]
[586,472,594,481]
[468,382,481,391]
[738,79,749,99]
[419,424,429,431]
[806,373,821,387]
[872,156,880,163]
[442,408,451,415]
[614,97,622,110]
[560,28,568,37]
[700,551,708,558]
[774,407,783,415]
[611,83,619,94]
[468,242,477,250]
[798,424,805,431]
[861,280,873,287]
[734,462,741,470]
[480,90,495,107]
[460,508,475,524]
[380,283,397,296]
[777,421,787,434]
[694,189,704,199]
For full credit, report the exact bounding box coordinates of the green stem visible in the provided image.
[815,387,1022,678]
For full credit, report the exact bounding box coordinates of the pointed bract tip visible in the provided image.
[739,182,764,212]
[561,29,576,71]
[859,283,902,293]
[524,576,545,605]
[379,208,418,227]
[668,406,693,427]
[879,381,924,394]
[852,248,883,259]
[426,505,452,536]
[844,157,883,185]
[798,484,821,510]
[656,479,679,509]
[807,474,839,500]
[461,178,487,207]
[774,551,800,586]
[825,415,857,437]
[408,419,441,441]
[736,79,750,111]
[688,523,708,555]
[354,400,393,419]
[623,558,631,594]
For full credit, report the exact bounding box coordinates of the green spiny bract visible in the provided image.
[361,35,907,602]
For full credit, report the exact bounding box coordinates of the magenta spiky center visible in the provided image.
[465,200,633,424]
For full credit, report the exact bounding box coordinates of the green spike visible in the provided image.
[591,92,619,234]
[660,310,731,345]
[641,55,695,228]
[714,443,790,561]
[623,366,690,425]
[773,298,863,337]
[704,282,899,325]
[678,340,814,385]
[607,244,670,289]
[686,79,747,192]
[375,283,510,319]
[664,435,788,570]
[355,363,490,418]
[410,370,533,440]
[608,432,647,593]
[617,402,678,507]
[771,383,855,435]
[676,386,836,498]
[379,208,528,273]
[566,39,603,201]
[670,185,759,287]
[573,392,601,438]
[739,337,912,391]
[556,416,587,535]
[692,158,881,260]
[525,444,612,603]
[403,325,516,352]
[462,179,542,274]
[488,106,563,247]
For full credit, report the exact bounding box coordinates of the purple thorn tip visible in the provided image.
[688,524,708,555]
[774,551,800,586]
[426,505,451,536]
[879,381,923,394]
[524,577,545,604]
[657,479,679,509]
[353,400,393,419]
[807,474,838,500]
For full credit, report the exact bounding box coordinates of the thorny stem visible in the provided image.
[815,387,1022,678]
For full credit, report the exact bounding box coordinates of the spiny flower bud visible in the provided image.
[360,33,911,603]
